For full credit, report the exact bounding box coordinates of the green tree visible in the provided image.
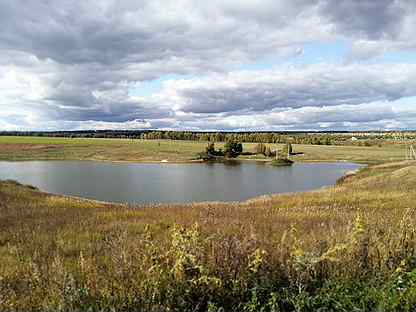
[264,146,272,157]
[205,142,216,155]
[324,136,332,145]
[224,141,243,158]
[282,143,293,157]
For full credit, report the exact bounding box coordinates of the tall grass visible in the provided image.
[1,162,416,311]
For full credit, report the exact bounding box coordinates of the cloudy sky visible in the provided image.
[1,0,416,131]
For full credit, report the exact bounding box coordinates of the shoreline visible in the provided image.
[7,179,339,209]
[0,156,372,165]
[0,161,366,208]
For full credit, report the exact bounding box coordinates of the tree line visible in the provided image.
[1,130,411,146]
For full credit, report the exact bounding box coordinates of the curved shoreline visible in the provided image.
[7,179,336,209]
[1,160,365,208]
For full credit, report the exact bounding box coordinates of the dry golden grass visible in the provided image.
[2,161,416,311]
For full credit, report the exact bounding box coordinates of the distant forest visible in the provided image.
[2,130,415,146]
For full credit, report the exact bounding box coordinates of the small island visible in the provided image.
[270,158,294,166]
[197,141,243,161]
[255,142,295,166]
[197,141,295,166]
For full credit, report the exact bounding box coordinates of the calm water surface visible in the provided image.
[0,161,361,204]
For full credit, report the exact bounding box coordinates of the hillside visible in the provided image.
[1,161,416,311]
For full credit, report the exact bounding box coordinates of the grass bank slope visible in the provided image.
[1,161,416,311]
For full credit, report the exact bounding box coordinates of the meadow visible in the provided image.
[2,158,416,311]
[0,136,406,164]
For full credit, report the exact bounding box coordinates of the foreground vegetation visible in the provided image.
[0,136,406,164]
[2,161,416,311]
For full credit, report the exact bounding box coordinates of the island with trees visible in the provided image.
[197,141,295,166]
[197,140,243,161]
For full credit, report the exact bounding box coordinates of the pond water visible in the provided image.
[0,161,361,204]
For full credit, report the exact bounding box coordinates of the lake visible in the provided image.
[0,161,361,204]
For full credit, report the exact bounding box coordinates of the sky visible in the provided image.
[1,0,416,132]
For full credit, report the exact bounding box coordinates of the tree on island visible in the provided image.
[197,141,243,160]
[271,142,294,166]
[264,146,273,157]
[282,142,293,157]
[197,142,218,160]
[224,140,243,158]
[205,142,216,155]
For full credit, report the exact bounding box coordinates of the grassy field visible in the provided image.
[2,161,416,311]
[0,136,205,162]
[0,136,407,164]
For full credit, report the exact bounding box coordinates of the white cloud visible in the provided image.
[1,0,416,131]
[158,63,416,114]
